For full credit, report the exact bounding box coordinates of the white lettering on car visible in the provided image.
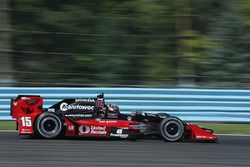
[75,99,96,102]
[65,114,92,117]
[90,126,107,135]
[79,126,107,135]
[110,129,129,138]
[60,102,94,111]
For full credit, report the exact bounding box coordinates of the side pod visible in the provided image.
[185,124,218,141]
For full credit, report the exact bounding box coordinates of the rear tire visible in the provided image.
[35,112,63,139]
[160,117,184,142]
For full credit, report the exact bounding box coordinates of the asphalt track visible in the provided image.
[0,132,250,167]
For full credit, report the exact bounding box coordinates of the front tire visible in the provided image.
[160,117,184,142]
[35,112,63,139]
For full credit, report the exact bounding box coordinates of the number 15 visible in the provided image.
[20,117,32,127]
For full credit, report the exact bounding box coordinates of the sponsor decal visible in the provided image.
[65,114,92,118]
[196,136,209,139]
[75,99,96,102]
[48,108,55,112]
[99,120,117,123]
[60,102,94,111]
[79,126,107,135]
[196,135,214,139]
[110,129,129,138]
[90,126,107,135]
[68,125,75,131]
[127,116,132,121]
[79,126,91,134]
[20,128,33,134]
[117,129,123,134]
[13,101,18,106]
[21,97,31,100]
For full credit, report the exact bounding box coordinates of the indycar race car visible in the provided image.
[10,93,217,142]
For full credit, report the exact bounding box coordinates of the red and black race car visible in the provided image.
[10,93,217,142]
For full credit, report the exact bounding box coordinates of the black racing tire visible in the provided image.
[35,112,64,139]
[160,117,184,142]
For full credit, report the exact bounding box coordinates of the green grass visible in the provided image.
[0,121,16,130]
[195,123,250,134]
[0,121,249,134]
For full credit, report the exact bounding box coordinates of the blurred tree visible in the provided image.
[0,0,15,86]
[11,0,178,86]
[175,0,194,86]
[202,0,250,87]
[9,0,250,87]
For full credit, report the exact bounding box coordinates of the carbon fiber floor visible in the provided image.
[0,132,249,167]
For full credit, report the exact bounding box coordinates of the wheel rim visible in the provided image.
[38,116,61,138]
[163,120,183,140]
[166,123,179,136]
[43,119,57,132]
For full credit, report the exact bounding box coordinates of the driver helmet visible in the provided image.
[107,104,119,113]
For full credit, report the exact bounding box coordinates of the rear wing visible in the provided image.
[10,95,43,134]
[10,95,43,120]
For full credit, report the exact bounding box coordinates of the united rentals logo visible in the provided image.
[60,102,94,111]
[90,126,107,135]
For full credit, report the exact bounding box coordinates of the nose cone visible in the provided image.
[186,124,218,141]
[210,135,218,141]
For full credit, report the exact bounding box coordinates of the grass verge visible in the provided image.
[195,123,250,134]
[0,121,16,130]
[0,121,249,134]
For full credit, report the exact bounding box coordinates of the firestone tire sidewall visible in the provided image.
[160,117,184,142]
[35,112,63,139]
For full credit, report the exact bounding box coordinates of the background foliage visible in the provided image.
[8,0,250,87]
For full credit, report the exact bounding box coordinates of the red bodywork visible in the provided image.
[185,124,218,141]
[64,117,140,137]
[10,95,217,141]
[11,96,43,134]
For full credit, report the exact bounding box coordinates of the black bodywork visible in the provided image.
[46,93,169,126]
